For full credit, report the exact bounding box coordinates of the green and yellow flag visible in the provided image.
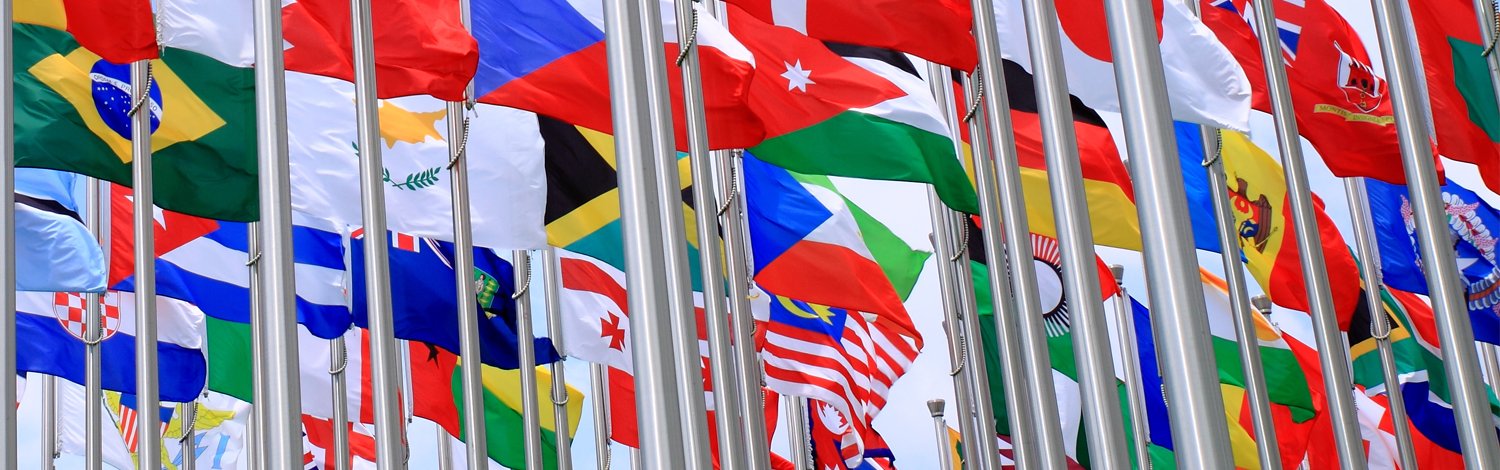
[14,2,257,221]
[453,362,583,470]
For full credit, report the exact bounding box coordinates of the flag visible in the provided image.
[13,4,259,221]
[54,0,157,63]
[56,379,135,469]
[287,72,547,250]
[556,250,637,371]
[350,231,561,369]
[108,391,176,457]
[165,393,254,469]
[1200,0,1427,185]
[14,168,105,292]
[471,0,757,149]
[281,0,477,100]
[302,415,379,469]
[17,291,206,402]
[743,153,911,322]
[788,173,931,299]
[297,327,376,423]
[452,363,583,470]
[1365,178,1500,344]
[1410,0,1500,192]
[995,0,1252,130]
[807,398,899,469]
[725,0,976,70]
[1200,270,1318,422]
[156,0,255,68]
[1210,130,1361,323]
[736,26,980,214]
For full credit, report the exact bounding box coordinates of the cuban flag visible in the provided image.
[16,291,206,402]
[743,153,909,321]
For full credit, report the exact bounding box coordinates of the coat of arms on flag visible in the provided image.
[53,292,120,341]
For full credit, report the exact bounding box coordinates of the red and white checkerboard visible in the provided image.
[53,292,121,341]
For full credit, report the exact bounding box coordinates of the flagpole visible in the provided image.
[1107,266,1153,468]
[1485,345,1500,399]
[927,400,954,470]
[245,221,268,469]
[927,219,989,469]
[38,376,54,470]
[83,179,105,470]
[0,0,14,463]
[1470,0,1500,114]
[590,363,611,470]
[513,250,546,469]
[1102,0,1235,466]
[539,249,574,470]
[672,2,750,467]
[963,0,1070,465]
[783,397,811,470]
[180,400,198,470]
[601,0,690,466]
[437,427,454,470]
[1338,178,1419,470]
[953,73,1037,467]
[446,0,490,462]
[129,56,165,470]
[332,335,352,470]
[718,147,773,470]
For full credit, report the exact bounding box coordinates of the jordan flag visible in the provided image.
[725,0,977,69]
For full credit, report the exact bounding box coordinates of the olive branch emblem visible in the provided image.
[352,142,443,191]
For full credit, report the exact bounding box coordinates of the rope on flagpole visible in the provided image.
[245,251,262,267]
[963,70,984,122]
[329,337,349,376]
[126,63,155,118]
[447,113,472,169]
[717,150,741,216]
[512,257,532,300]
[1484,2,1500,56]
[949,324,966,377]
[949,221,968,262]
[675,7,699,66]
[1201,129,1224,168]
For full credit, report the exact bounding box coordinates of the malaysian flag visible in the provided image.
[760,293,921,468]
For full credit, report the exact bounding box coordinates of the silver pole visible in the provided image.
[346,0,405,465]
[955,74,1036,467]
[446,0,488,464]
[437,426,454,470]
[601,0,688,466]
[253,0,307,461]
[513,251,545,470]
[717,148,773,470]
[245,408,259,470]
[927,220,988,469]
[928,400,954,470]
[84,180,104,470]
[1369,0,1500,465]
[0,0,14,463]
[246,221,267,470]
[332,336,352,470]
[590,364,612,470]
[1245,0,1366,465]
[540,248,573,470]
[1485,345,1500,402]
[630,449,643,469]
[39,376,55,470]
[1343,179,1420,470]
[180,400,197,470]
[963,0,1069,465]
[130,57,163,470]
[1108,266,1153,469]
[1102,0,1234,466]
[673,2,748,468]
[1015,1,1129,464]
[783,397,811,470]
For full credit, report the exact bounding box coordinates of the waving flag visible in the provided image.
[743,153,909,321]
[995,0,1252,130]
[726,0,975,69]
[452,364,583,470]
[15,169,104,292]
[1410,0,1500,192]
[281,0,477,99]
[54,0,158,63]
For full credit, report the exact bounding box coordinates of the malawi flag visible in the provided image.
[1411,0,1500,192]
[282,0,478,100]
[13,5,259,222]
[724,0,977,70]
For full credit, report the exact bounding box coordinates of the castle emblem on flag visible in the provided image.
[1229,177,1276,253]
[53,292,122,341]
[1333,42,1385,113]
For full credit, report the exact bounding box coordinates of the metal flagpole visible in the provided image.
[672,1,749,467]
[39,376,54,470]
[783,397,811,470]
[84,180,105,470]
[590,363,612,470]
[1471,0,1500,113]
[253,0,308,461]
[1015,1,1130,465]
[963,0,1069,465]
[345,0,406,465]
[446,0,488,466]
[180,400,198,470]
[540,248,575,470]
[0,0,14,463]
[1342,178,1419,470]
[601,0,689,466]
[928,223,988,469]
[1370,0,1500,465]
[437,427,454,470]
[1102,0,1234,467]
[332,336,352,470]
[245,221,267,469]
[718,147,773,470]
[1245,0,1367,466]
[1485,345,1500,400]
[130,56,164,470]
[513,250,545,469]
[928,400,954,470]
[1107,266,1153,468]
[954,73,1036,467]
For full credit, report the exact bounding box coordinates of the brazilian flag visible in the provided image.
[14,3,257,221]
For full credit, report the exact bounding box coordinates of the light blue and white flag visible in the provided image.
[15,168,104,292]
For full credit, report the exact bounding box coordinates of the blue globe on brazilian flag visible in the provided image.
[14,2,257,221]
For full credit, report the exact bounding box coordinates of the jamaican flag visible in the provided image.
[14,2,257,221]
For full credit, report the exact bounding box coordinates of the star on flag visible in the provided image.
[781,60,815,93]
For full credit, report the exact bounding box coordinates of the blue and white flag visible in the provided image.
[15,168,104,292]
[1366,179,1500,344]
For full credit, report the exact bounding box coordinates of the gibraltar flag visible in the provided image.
[995,0,1253,131]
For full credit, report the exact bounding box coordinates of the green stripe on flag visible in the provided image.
[789,173,931,299]
[205,316,253,403]
[1448,38,1500,141]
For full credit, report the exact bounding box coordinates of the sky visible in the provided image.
[26,0,1500,468]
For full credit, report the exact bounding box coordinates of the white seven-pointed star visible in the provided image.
[122,195,167,230]
[781,60,815,93]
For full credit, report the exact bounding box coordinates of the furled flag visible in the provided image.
[734,26,980,213]
[450,363,583,470]
[743,153,911,322]
[350,231,561,369]
[298,327,381,423]
[1409,0,1500,193]
[16,291,206,402]
[1364,178,1500,344]
[281,0,477,100]
[13,1,259,222]
[1199,0,1430,185]
[287,72,547,250]
[726,0,976,69]
[995,0,1253,130]
[471,0,758,149]
[15,168,105,292]
[52,0,158,63]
